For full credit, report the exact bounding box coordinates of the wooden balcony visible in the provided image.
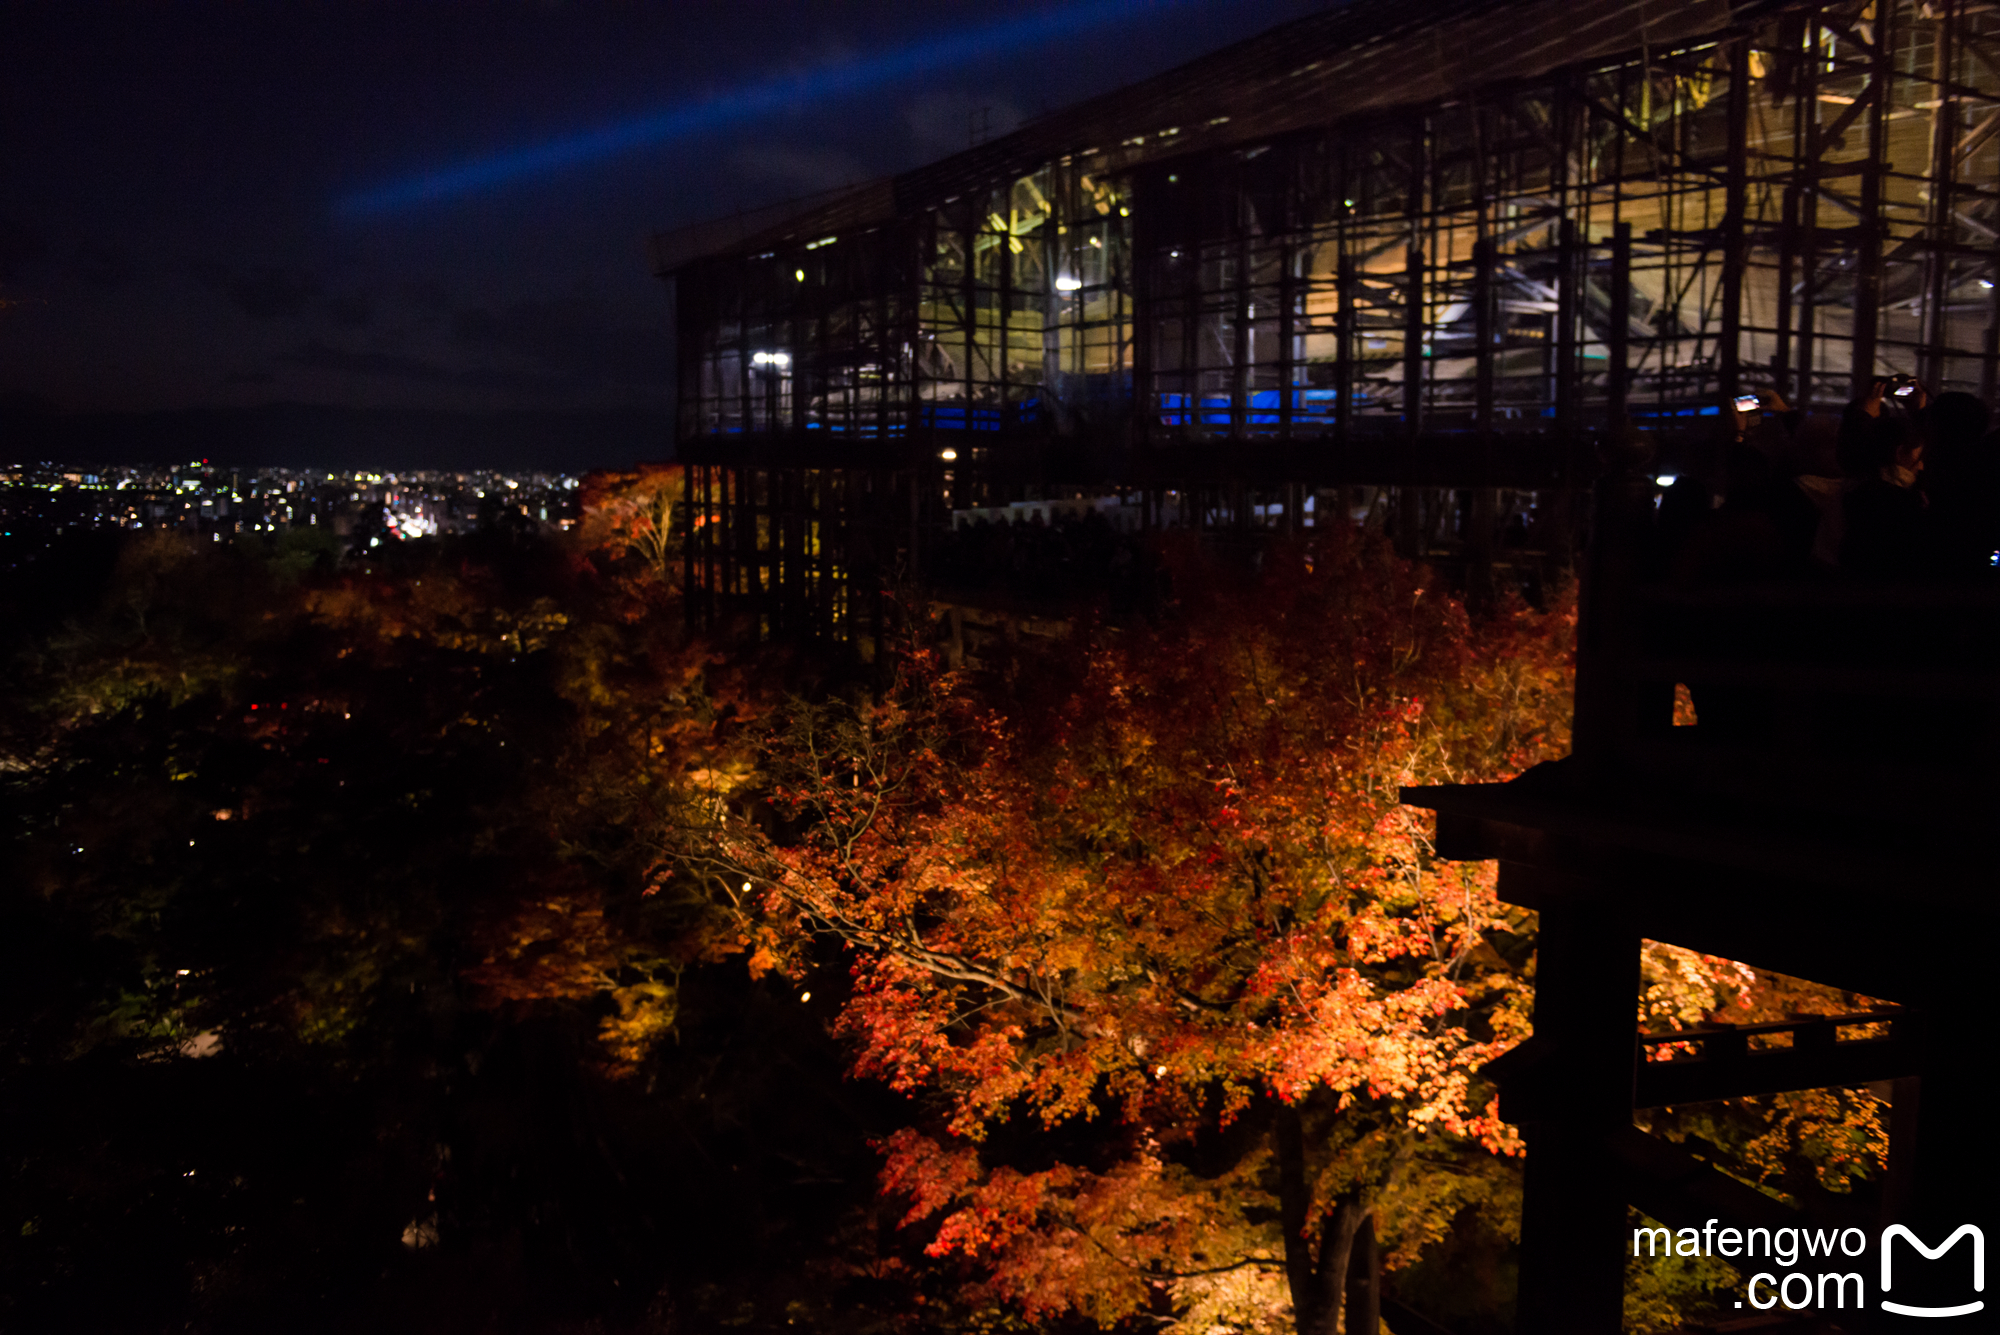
[1403,465,2000,1333]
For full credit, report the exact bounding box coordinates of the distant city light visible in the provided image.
[940,448,959,461]
[1655,474,1678,487]
[11,465,581,549]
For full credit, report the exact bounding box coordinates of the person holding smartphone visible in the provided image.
[1840,378,1931,576]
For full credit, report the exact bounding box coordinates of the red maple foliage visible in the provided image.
[684,531,1578,1332]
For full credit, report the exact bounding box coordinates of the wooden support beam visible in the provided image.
[1720,38,1749,402]
[1487,1011,1919,1119]
[1850,3,1892,394]
[1555,223,1579,442]
[1797,14,1823,408]
[1512,903,1638,1334]
[1403,245,1425,438]
[1474,234,1496,439]
[1926,4,1960,388]
[1634,1012,1918,1107]
[1607,223,1631,425]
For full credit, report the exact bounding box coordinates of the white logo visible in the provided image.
[1881,1225,1985,1319]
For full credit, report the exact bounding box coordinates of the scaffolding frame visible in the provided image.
[668,0,2000,637]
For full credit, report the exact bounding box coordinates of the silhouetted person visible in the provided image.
[1921,391,2000,576]
[1668,395,1822,586]
[1841,412,1930,578]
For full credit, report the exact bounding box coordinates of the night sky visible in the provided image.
[3,0,1321,469]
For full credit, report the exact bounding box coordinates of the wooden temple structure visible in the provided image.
[658,0,2000,649]
[656,1,2000,1325]
[1407,460,2000,1330]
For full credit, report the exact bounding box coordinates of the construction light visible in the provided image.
[1055,275,1083,291]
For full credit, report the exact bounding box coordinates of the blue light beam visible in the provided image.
[338,0,1198,218]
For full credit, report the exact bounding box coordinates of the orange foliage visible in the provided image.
[691,531,1580,1327]
[578,463,683,588]
[465,886,679,1078]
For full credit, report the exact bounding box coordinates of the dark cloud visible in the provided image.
[0,390,61,419]
[284,339,452,381]
[400,280,453,314]
[2,0,1322,427]
[195,263,323,320]
[224,370,276,386]
[74,243,138,288]
[452,297,667,385]
[279,338,582,399]
[324,293,374,327]
[0,217,50,282]
[451,365,579,395]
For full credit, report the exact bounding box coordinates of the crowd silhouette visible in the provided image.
[931,378,2000,623]
[1664,380,2000,586]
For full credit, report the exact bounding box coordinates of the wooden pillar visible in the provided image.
[1573,457,1671,780]
[1923,4,1958,388]
[1404,118,1427,442]
[1774,179,1798,395]
[1403,247,1425,439]
[1720,38,1749,402]
[1881,967,2000,1330]
[1513,900,1639,1335]
[1394,486,1422,559]
[1336,253,1357,450]
[1607,223,1632,426]
[1466,486,1497,609]
[1796,14,1822,408]
[1555,219,1580,442]
[1278,234,1298,441]
[689,464,709,633]
[1474,235,1496,440]
[1232,223,1252,441]
[1851,3,1892,395]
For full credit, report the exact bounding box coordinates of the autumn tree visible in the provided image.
[0,490,1888,1334]
[579,462,685,588]
[0,507,799,1331]
[673,531,1577,1333]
